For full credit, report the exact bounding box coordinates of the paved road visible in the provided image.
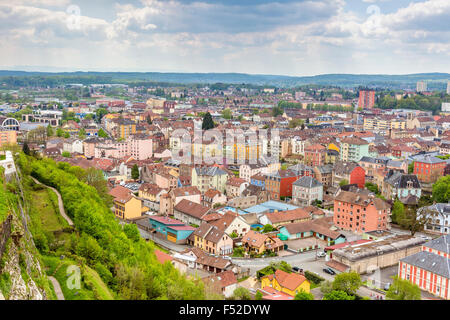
[31,177,74,227]
[138,228,187,253]
[232,251,337,279]
[48,276,65,300]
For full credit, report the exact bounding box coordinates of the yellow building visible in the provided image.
[117,119,137,139]
[261,269,311,296]
[114,195,148,220]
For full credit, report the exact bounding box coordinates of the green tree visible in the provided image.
[202,112,215,130]
[123,224,141,242]
[146,115,152,125]
[232,287,252,300]
[294,290,314,300]
[230,231,238,239]
[332,272,362,296]
[131,164,140,180]
[391,199,405,224]
[64,132,70,139]
[98,128,108,138]
[255,291,263,300]
[262,224,275,233]
[365,182,379,194]
[339,179,349,187]
[320,280,333,295]
[323,290,355,300]
[95,108,108,123]
[56,128,64,137]
[386,276,421,300]
[78,128,86,139]
[408,162,415,174]
[22,142,31,156]
[272,106,284,117]
[83,167,112,206]
[288,119,304,129]
[46,125,54,137]
[398,205,434,236]
[222,108,233,120]
[62,151,71,158]
[432,175,450,203]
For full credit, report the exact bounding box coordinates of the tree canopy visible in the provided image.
[202,112,215,130]
[386,276,421,300]
[331,272,362,296]
[131,164,140,180]
[98,128,108,138]
[222,108,233,120]
[294,290,314,300]
[323,290,355,300]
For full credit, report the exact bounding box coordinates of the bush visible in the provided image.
[304,270,325,285]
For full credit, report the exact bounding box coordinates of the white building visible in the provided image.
[292,176,323,206]
[63,139,84,154]
[417,81,427,93]
[442,102,450,113]
[419,203,450,234]
[0,151,16,176]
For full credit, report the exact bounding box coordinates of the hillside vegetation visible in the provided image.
[16,153,205,300]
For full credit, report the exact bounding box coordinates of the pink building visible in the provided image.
[93,136,153,160]
[128,135,153,160]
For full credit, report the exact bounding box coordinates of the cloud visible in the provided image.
[0,0,448,75]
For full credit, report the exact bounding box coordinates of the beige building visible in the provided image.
[331,235,427,274]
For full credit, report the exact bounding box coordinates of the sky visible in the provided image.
[0,0,449,76]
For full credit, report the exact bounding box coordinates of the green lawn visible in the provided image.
[41,255,114,300]
[30,189,69,232]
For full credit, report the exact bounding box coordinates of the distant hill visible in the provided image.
[0,70,449,89]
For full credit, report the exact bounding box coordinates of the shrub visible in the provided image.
[304,270,325,285]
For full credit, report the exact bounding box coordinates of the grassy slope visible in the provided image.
[41,255,114,300]
[25,178,113,300]
[30,188,69,232]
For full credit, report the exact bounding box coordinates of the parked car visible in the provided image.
[292,266,303,273]
[323,267,336,275]
[317,251,326,257]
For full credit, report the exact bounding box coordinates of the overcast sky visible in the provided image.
[0,0,449,75]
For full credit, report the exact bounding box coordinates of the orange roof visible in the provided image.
[154,249,173,264]
[263,269,308,292]
[108,185,131,201]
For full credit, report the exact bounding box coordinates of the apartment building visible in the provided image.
[334,189,391,233]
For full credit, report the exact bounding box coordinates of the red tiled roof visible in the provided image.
[262,269,308,292]
[154,249,173,264]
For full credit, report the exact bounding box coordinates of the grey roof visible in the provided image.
[333,236,427,262]
[316,164,333,174]
[400,250,450,279]
[386,160,403,168]
[359,156,388,164]
[384,171,421,189]
[288,163,313,173]
[333,161,360,175]
[195,166,227,176]
[426,203,450,216]
[423,234,450,255]
[413,155,446,164]
[293,176,322,188]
